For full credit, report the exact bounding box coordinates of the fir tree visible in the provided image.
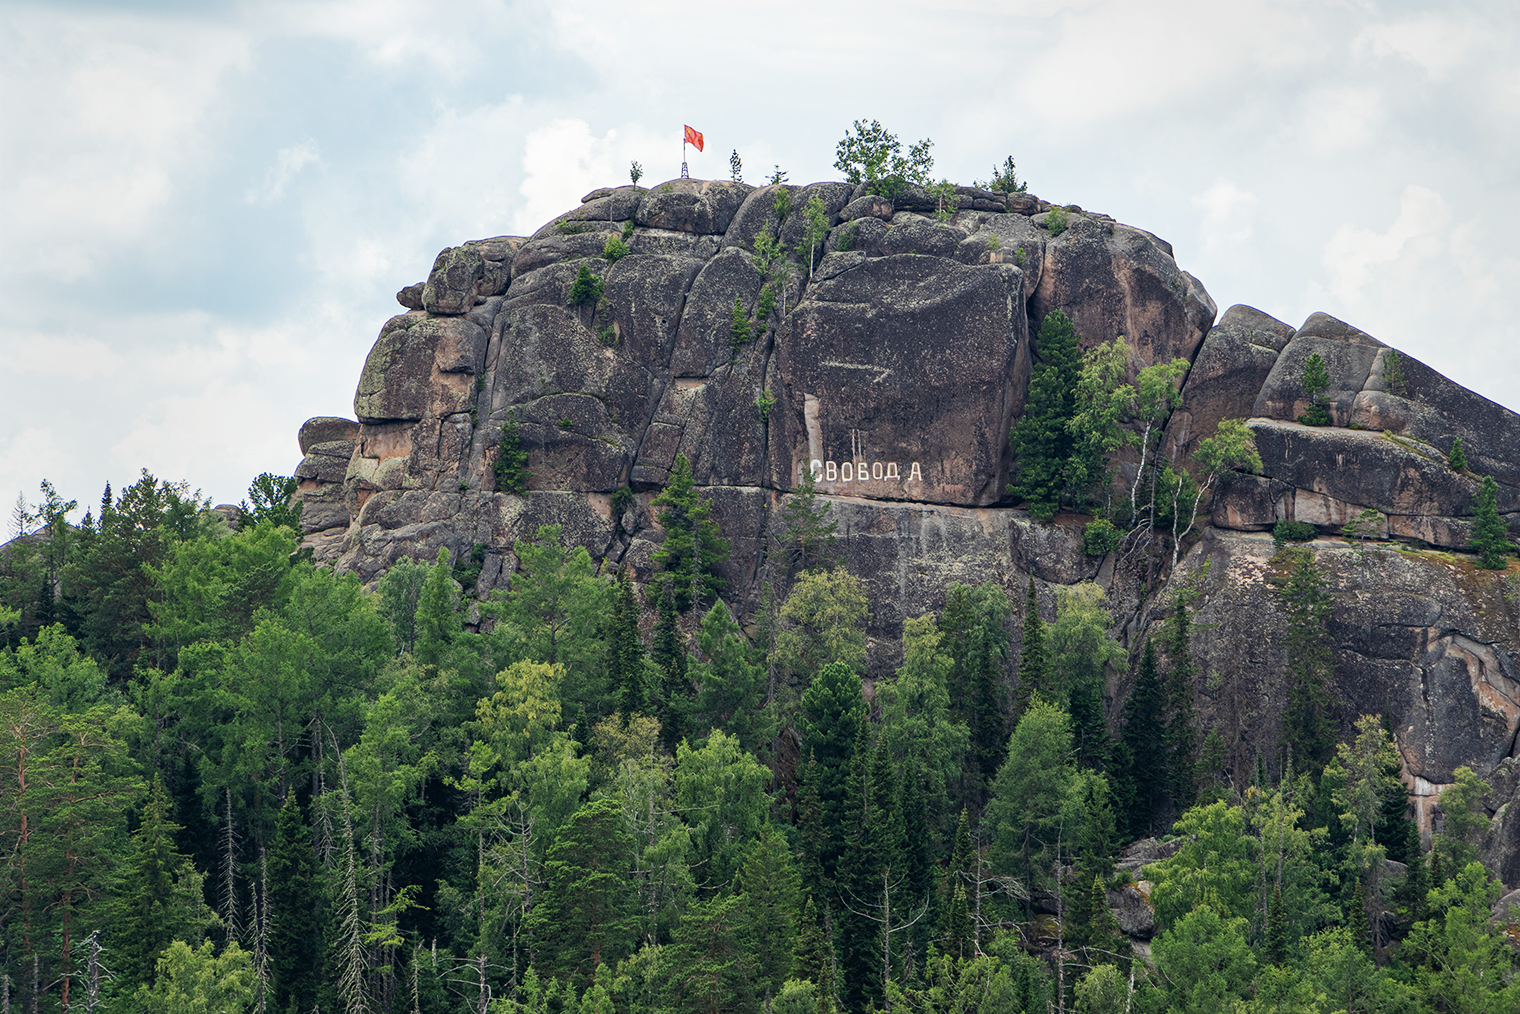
[652,453,731,611]
[1471,475,1510,569]
[609,566,647,717]
[1163,594,1199,813]
[799,662,867,884]
[1017,576,1047,714]
[729,296,752,359]
[413,547,460,667]
[1278,548,1336,770]
[111,776,211,992]
[780,466,838,574]
[938,582,1010,805]
[268,792,324,1014]
[1448,437,1467,472]
[494,415,532,494]
[793,894,835,1006]
[736,825,800,1003]
[650,577,688,749]
[1009,309,1082,513]
[1118,640,1167,836]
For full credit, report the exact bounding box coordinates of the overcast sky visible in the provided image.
[3,0,1517,524]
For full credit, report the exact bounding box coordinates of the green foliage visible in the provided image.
[1471,475,1510,569]
[1050,582,1123,769]
[630,161,643,186]
[754,388,776,421]
[493,414,532,494]
[651,453,731,612]
[975,155,1027,194]
[1383,347,1408,395]
[1045,206,1069,236]
[1449,436,1467,471]
[131,940,256,1013]
[1149,905,1257,1014]
[602,234,629,262]
[797,196,830,278]
[1277,547,1337,770]
[729,295,752,358]
[756,283,775,323]
[568,263,604,308]
[1274,518,1317,546]
[940,580,1011,801]
[1083,517,1121,556]
[238,471,301,531]
[832,119,934,192]
[779,466,838,574]
[986,697,1083,915]
[1117,640,1168,836]
[622,218,635,240]
[1299,352,1333,425]
[930,178,960,222]
[768,166,788,185]
[1009,309,1082,513]
[774,567,869,678]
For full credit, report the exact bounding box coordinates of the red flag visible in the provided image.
[683,125,704,152]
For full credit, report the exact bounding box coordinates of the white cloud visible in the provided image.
[246,141,322,204]
[1193,180,1258,256]
[1321,184,1452,305]
[1297,85,1385,154]
[1357,16,1484,80]
[514,119,667,234]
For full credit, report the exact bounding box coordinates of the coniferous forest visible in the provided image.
[0,461,1517,1014]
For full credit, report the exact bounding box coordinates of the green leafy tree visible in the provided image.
[1149,905,1257,1014]
[774,568,870,679]
[652,453,731,612]
[1470,475,1510,569]
[1048,582,1123,770]
[674,730,769,893]
[131,940,256,1014]
[1170,418,1262,567]
[1299,352,1332,426]
[736,826,801,1003]
[690,602,771,756]
[413,546,461,667]
[779,466,838,576]
[877,615,969,820]
[238,472,301,531]
[796,196,830,279]
[729,296,752,358]
[1009,310,1082,514]
[1405,862,1520,1014]
[569,263,604,315]
[832,119,934,198]
[975,156,1027,194]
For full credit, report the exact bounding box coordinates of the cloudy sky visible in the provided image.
[3,0,1517,524]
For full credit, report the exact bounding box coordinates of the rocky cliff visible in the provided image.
[291,177,1520,885]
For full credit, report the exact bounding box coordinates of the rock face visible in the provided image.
[289,176,1520,885]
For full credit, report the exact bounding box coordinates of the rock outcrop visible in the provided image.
[290,177,1520,885]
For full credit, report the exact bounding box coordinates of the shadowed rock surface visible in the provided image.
[290,177,1520,885]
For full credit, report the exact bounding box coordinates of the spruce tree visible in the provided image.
[413,547,460,667]
[652,453,731,611]
[729,296,752,359]
[1016,576,1047,715]
[1278,548,1336,770]
[736,826,801,1002]
[1009,309,1082,513]
[1118,640,1167,836]
[268,791,324,1014]
[938,582,1011,805]
[1448,437,1467,472]
[609,566,647,717]
[1163,595,1199,813]
[780,466,838,574]
[836,728,886,1012]
[1471,475,1510,569]
[650,577,688,749]
[111,776,210,992]
[793,895,835,1005]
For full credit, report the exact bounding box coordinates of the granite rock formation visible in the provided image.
[290,178,1520,885]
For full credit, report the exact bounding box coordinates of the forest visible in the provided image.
[0,456,1517,1014]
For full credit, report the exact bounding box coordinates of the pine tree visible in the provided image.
[799,662,867,884]
[1278,548,1336,770]
[652,453,731,611]
[1471,475,1510,569]
[413,547,460,667]
[729,297,752,359]
[1448,437,1467,472]
[609,567,647,717]
[268,791,324,1014]
[938,582,1010,805]
[1009,309,1082,513]
[780,467,838,574]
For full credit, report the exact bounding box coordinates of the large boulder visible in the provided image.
[1030,212,1216,368]
[1165,304,1295,460]
[355,313,487,424]
[637,179,753,235]
[767,255,1029,506]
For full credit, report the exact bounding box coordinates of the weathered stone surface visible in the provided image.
[1211,474,1291,531]
[294,439,354,484]
[720,184,789,252]
[1166,304,1295,460]
[767,255,1027,506]
[879,217,965,258]
[670,247,762,377]
[778,182,855,252]
[637,179,753,234]
[397,284,424,310]
[1109,882,1157,939]
[1248,419,1508,521]
[299,416,360,454]
[827,218,888,257]
[839,194,894,222]
[1031,213,1216,368]
[1255,313,1385,425]
[355,314,486,423]
[512,230,620,279]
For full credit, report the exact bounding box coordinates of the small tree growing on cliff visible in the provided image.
[1470,475,1511,569]
[1448,437,1467,472]
[494,416,531,494]
[1009,309,1082,517]
[652,453,730,611]
[833,119,933,201]
[1299,352,1332,426]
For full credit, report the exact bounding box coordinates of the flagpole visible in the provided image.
[681,136,689,180]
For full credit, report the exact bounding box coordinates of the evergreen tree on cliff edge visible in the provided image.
[1009,309,1081,516]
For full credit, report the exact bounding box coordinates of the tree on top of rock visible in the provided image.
[833,119,934,201]
[652,453,730,612]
